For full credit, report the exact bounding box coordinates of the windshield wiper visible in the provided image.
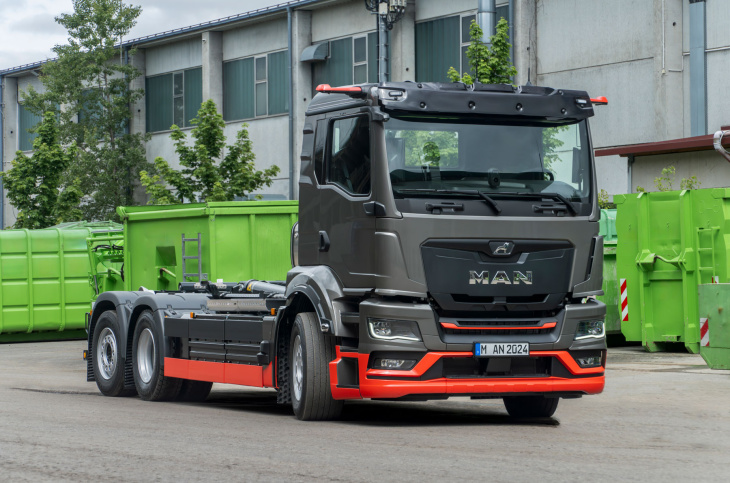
[395,188,502,214]
[512,191,578,215]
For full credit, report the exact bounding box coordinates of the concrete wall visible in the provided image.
[631,150,730,193]
[146,37,202,76]
[415,0,475,22]
[311,0,374,42]
[596,154,629,197]
[222,18,288,60]
[535,0,684,150]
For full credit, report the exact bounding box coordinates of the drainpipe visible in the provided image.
[508,0,514,61]
[287,6,294,200]
[477,0,496,45]
[0,75,4,229]
[628,155,635,193]
[689,0,707,136]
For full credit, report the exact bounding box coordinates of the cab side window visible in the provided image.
[327,115,370,195]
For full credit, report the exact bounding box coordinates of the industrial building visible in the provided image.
[1,0,729,228]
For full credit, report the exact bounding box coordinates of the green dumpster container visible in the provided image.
[0,222,121,342]
[597,209,620,334]
[87,229,125,299]
[615,189,730,353]
[117,201,298,291]
[698,283,730,369]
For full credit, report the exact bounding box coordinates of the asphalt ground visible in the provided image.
[1,340,728,482]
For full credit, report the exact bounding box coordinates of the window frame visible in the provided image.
[352,35,368,85]
[221,48,289,123]
[254,55,268,117]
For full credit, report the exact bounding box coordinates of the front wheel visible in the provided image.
[290,312,343,421]
[132,311,182,401]
[503,396,559,418]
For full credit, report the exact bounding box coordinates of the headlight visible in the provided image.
[574,320,605,340]
[367,318,422,342]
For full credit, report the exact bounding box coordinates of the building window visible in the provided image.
[145,67,202,133]
[417,10,511,83]
[312,33,381,93]
[222,50,289,122]
[18,104,42,152]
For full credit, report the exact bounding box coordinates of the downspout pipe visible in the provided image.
[0,75,4,229]
[508,0,514,61]
[689,0,707,136]
[287,6,294,200]
[477,0,496,45]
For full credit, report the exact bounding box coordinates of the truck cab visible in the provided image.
[290,81,606,409]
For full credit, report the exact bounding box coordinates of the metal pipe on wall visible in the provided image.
[689,0,707,136]
[287,6,295,200]
[0,76,4,229]
[477,0,496,45]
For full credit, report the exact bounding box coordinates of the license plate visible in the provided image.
[474,342,530,357]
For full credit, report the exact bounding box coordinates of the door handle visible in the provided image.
[319,231,330,252]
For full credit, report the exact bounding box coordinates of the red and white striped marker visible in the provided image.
[620,278,629,323]
[712,276,720,284]
[700,318,710,347]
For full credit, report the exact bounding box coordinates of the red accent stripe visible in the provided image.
[440,322,557,331]
[700,320,709,339]
[164,358,274,388]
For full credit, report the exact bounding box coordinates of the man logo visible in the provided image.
[489,241,514,256]
[469,270,533,285]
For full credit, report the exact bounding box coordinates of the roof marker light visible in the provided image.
[590,96,608,106]
[315,84,366,97]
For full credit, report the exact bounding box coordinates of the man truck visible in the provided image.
[86,81,607,420]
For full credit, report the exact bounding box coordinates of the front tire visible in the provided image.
[92,311,135,397]
[132,311,182,401]
[503,396,559,418]
[290,312,343,421]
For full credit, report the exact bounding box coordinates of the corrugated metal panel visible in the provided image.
[18,104,41,151]
[183,67,202,127]
[313,37,353,90]
[415,16,460,82]
[267,51,289,115]
[223,58,255,121]
[146,74,173,132]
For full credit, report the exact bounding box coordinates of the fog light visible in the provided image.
[575,355,603,368]
[367,318,422,341]
[373,359,416,370]
[575,320,605,340]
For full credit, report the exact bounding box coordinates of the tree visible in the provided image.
[0,112,83,228]
[140,100,280,204]
[447,17,516,85]
[21,0,151,221]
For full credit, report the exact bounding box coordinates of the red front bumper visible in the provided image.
[329,347,605,400]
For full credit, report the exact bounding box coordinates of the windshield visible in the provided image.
[384,117,593,206]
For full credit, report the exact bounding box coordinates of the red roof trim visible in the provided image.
[595,126,730,158]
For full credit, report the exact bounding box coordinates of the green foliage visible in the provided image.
[598,189,613,209]
[140,100,280,204]
[636,186,646,193]
[680,175,701,190]
[0,112,83,228]
[542,126,568,171]
[654,165,675,192]
[21,0,151,221]
[447,17,516,85]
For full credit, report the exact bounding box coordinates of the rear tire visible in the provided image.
[132,311,182,401]
[92,311,135,397]
[503,396,559,418]
[290,312,343,421]
[177,380,213,402]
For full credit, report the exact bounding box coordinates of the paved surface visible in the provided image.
[1,340,729,482]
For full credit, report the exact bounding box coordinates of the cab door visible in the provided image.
[318,113,376,288]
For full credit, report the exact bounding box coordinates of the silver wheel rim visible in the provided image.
[137,328,156,384]
[293,335,303,401]
[96,327,117,380]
